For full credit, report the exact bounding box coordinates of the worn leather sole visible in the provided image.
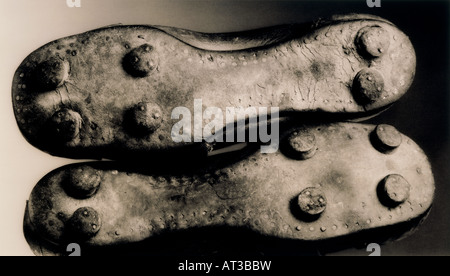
[12,14,415,159]
[24,123,433,256]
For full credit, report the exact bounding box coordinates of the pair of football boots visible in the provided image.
[13,14,434,256]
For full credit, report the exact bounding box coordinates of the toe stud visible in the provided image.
[64,166,102,199]
[127,102,163,136]
[356,26,391,58]
[67,207,101,241]
[352,69,385,105]
[372,124,402,153]
[297,187,327,218]
[378,175,410,207]
[48,108,82,142]
[123,44,157,78]
[286,130,317,160]
[32,57,69,91]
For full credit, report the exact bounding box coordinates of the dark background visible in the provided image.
[165,0,450,256]
[363,1,449,256]
[260,0,450,257]
[321,0,449,256]
[147,0,450,256]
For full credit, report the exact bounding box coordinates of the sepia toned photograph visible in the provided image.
[0,0,448,261]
